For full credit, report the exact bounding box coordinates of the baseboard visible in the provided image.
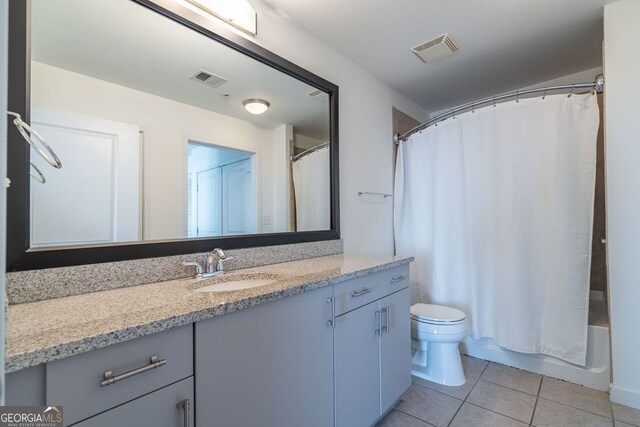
[611,384,640,410]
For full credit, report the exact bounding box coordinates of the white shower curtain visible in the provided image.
[394,93,599,365]
[292,146,330,231]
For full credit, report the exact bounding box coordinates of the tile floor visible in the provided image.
[376,355,640,427]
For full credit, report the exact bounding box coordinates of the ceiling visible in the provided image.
[260,0,613,112]
[31,0,330,140]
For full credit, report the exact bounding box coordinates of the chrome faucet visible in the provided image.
[182,248,234,280]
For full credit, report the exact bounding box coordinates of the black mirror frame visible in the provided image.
[6,0,340,271]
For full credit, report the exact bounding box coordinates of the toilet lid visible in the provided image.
[411,304,466,324]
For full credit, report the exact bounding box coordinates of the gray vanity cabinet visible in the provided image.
[73,377,193,427]
[334,266,411,427]
[195,285,335,427]
[6,264,411,427]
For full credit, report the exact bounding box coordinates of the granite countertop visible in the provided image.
[6,254,413,373]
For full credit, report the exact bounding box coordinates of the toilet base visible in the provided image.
[411,342,466,386]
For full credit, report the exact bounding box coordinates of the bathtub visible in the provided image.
[459,291,610,391]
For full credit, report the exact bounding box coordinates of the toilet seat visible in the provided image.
[410,304,466,325]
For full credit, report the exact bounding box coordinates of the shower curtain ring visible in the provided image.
[451,109,456,120]
[516,91,520,103]
[542,87,547,100]
[471,102,475,114]
[493,97,496,108]
[568,84,575,97]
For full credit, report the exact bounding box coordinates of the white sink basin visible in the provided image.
[195,278,276,293]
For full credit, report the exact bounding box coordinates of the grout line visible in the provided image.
[479,377,541,397]
[411,380,464,403]
[445,359,491,427]
[610,398,616,427]
[465,361,490,401]
[529,375,544,426]
[536,396,614,420]
[463,401,531,425]
[393,408,437,426]
[536,375,614,420]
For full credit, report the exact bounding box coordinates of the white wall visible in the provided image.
[31,61,285,240]
[604,0,640,410]
[430,67,603,118]
[238,0,428,254]
[294,134,325,150]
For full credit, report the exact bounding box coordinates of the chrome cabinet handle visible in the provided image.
[390,275,408,284]
[177,399,191,427]
[100,355,166,387]
[383,306,391,333]
[326,296,335,329]
[374,310,381,335]
[381,306,389,333]
[351,287,372,297]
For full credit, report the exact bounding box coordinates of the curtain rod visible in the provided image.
[393,74,604,145]
[290,142,329,162]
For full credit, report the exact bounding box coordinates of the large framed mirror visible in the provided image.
[7,0,339,271]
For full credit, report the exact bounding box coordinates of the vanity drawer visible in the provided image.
[72,377,193,427]
[47,325,193,426]
[334,265,409,316]
[383,264,410,295]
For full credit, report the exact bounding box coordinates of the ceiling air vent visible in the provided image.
[190,69,228,88]
[411,33,459,63]
[307,89,329,103]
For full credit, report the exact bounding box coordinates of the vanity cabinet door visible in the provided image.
[195,285,334,427]
[73,377,193,427]
[380,288,411,413]
[334,300,381,427]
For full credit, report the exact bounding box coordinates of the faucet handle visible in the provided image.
[216,256,234,272]
[182,261,204,275]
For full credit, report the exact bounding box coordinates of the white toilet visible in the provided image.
[410,303,469,386]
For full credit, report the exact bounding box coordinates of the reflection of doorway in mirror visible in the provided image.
[187,142,255,237]
[30,108,140,247]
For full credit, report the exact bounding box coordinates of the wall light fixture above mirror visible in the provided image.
[6,0,339,271]
[184,0,257,35]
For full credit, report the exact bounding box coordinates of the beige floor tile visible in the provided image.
[450,403,527,427]
[467,380,536,423]
[375,409,434,427]
[481,362,542,395]
[533,398,613,427]
[612,403,640,426]
[395,383,462,427]
[459,354,491,378]
[413,355,488,400]
[539,377,611,418]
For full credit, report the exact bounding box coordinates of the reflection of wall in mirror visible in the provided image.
[294,134,325,154]
[31,61,295,242]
